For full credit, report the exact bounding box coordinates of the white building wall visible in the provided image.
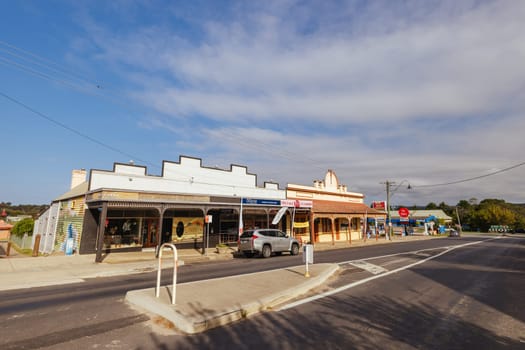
[89,156,285,200]
[33,207,49,249]
[287,186,364,204]
[33,202,60,254]
[42,202,60,254]
[70,169,87,189]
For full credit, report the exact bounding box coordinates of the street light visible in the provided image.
[390,180,412,198]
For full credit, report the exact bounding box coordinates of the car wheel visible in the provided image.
[243,252,254,258]
[261,245,271,258]
[290,243,299,256]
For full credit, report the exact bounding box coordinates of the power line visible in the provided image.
[0,91,157,168]
[0,40,100,88]
[0,40,151,122]
[412,161,525,188]
[3,42,523,190]
[373,161,525,200]
[0,56,92,92]
[0,40,340,174]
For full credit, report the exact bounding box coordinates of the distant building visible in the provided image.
[388,209,452,225]
[6,215,32,223]
[287,170,385,244]
[0,220,13,242]
[33,169,88,254]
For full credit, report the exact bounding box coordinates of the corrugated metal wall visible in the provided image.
[54,198,85,254]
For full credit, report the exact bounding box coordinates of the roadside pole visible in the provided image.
[204,215,212,256]
[380,181,393,241]
[303,244,313,277]
[456,207,463,235]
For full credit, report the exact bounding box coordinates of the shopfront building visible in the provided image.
[287,170,385,245]
[78,156,286,260]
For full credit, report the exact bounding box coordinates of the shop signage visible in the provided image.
[242,198,281,206]
[293,221,310,228]
[372,201,386,210]
[281,199,313,208]
[272,206,288,225]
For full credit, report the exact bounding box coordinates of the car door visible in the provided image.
[259,230,274,251]
[273,230,289,252]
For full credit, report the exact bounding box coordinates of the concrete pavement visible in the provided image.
[126,263,339,334]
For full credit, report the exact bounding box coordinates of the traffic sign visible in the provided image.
[398,207,410,217]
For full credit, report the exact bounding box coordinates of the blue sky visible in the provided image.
[1,0,524,206]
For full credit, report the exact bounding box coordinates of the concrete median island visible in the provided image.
[125,263,339,334]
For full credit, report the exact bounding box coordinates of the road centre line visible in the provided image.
[278,238,498,311]
[337,237,499,266]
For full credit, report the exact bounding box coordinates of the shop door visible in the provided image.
[142,219,159,248]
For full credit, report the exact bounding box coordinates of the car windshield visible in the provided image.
[240,230,255,238]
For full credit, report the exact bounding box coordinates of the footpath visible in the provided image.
[0,235,435,333]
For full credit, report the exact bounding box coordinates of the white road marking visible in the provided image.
[278,238,495,311]
[349,261,388,275]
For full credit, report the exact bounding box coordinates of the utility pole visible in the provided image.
[455,206,463,235]
[381,180,395,241]
[380,179,412,241]
[386,180,392,240]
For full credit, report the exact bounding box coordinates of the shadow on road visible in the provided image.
[141,294,523,350]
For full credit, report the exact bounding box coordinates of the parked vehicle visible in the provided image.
[448,228,460,237]
[239,229,300,258]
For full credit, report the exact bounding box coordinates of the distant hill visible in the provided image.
[0,202,49,218]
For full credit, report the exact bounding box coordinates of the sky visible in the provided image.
[1,0,524,207]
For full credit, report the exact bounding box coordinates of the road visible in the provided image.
[0,235,523,349]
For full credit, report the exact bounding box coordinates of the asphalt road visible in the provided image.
[0,235,523,349]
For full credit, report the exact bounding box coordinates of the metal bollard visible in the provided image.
[156,243,178,305]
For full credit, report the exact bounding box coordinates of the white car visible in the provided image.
[239,229,300,258]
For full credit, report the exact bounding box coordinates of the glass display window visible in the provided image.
[104,218,141,248]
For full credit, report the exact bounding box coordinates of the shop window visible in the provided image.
[171,217,204,243]
[104,218,140,248]
[351,218,360,230]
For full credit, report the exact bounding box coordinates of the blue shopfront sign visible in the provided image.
[242,198,281,206]
[391,218,416,225]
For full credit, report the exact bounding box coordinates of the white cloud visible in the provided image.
[102,1,523,127]
[74,0,525,204]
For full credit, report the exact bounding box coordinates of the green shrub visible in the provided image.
[11,218,34,237]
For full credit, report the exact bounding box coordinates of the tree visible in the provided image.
[425,202,438,210]
[471,200,516,231]
[457,200,472,210]
[438,201,454,217]
[455,200,475,229]
[11,218,34,237]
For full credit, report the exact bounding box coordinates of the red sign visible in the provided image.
[280,199,313,208]
[398,207,410,218]
[372,201,386,210]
